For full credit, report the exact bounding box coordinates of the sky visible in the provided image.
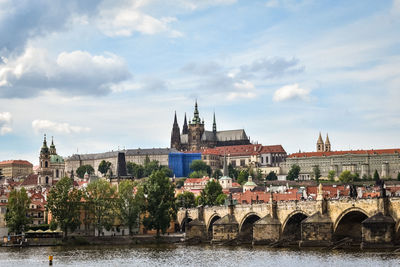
[0,0,400,165]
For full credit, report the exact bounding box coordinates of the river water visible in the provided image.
[0,244,399,267]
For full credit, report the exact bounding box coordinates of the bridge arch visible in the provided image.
[333,207,369,243]
[207,213,222,239]
[238,212,261,243]
[281,210,308,241]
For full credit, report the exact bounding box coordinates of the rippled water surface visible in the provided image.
[0,244,399,267]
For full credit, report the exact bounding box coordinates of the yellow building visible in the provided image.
[0,160,33,178]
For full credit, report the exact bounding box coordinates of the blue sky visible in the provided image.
[0,0,399,165]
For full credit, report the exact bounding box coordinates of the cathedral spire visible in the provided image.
[182,112,188,134]
[170,111,181,149]
[173,111,178,125]
[192,100,201,124]
[213,112,217,133]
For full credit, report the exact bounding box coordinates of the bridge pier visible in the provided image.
[361,212,396,249]
[299,211,333,247]
[253,214,281,245]
[211,214,239,243]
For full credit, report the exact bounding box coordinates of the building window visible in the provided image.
[56,169,59,178]
[231,160,236,167]
[46,176,49,184]
[240,160,245,167]
[261,157,264,163]
[45,161,48,168]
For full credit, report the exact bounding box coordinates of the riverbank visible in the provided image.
[64,234,184,246]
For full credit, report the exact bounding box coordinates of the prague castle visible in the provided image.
[171,101,250,151]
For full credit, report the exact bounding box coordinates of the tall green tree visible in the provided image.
[287,164,300,180]
[6,188,31,234]
[76,165,95,178]
[256,169,263,181]
[46,177,82,237]
[117,180,144,236]
[127,162,144,178]
[237,169,249,185]
[212,169,223,179]
[190,160,211,176]
[339,170,354,183]
[84,179,117,236]
[228,164,238,178]
[199,180,224,206]
[98,160,112,176]
[144,160,161,177]
[328,170,335,181]
[189,170,208,178]
[266,171,278,181]
[176,191,196,208]
[143,170,176,236]
[313,165,321,181]
[373,170,380,181]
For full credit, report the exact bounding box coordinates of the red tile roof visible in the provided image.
[184,177,210,184]
[288,148,400,158]
[0,160,33,166]
[200,144,286,156]
[20,174,38,186]
[233,191,271,204]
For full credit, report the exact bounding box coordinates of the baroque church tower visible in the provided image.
[38,134,53,186]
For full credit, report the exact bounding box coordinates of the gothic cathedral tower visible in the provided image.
[188,100,205,150]
[170,112,181,150]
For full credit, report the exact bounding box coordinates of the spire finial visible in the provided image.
[173,111,178,124]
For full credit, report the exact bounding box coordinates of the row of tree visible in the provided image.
[75,156,172,179]
[7,170,177,237]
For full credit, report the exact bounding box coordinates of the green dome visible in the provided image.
[244,181,256,186]
[50,154,64,164]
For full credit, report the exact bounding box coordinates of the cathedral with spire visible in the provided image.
[171,101,250,151]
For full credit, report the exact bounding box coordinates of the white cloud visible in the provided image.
[32,120,90,134]
[227,91,256,100]
[96,0,182,37]
[0,112,12,135]
[0,47,131,98]
[273,83,310,102]
[234,80,255,90]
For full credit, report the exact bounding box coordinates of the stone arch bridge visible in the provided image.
[177,197,400,247]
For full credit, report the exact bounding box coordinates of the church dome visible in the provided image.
[50,154,64,164]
